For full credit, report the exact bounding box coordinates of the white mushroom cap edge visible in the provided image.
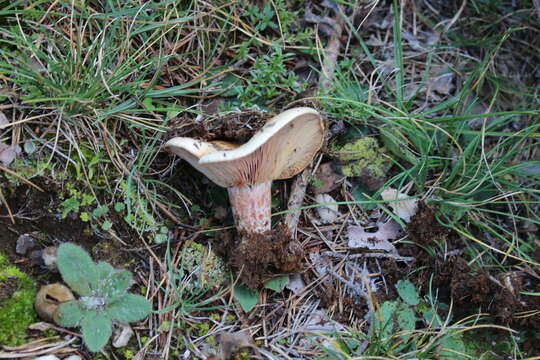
[164,107,325,188]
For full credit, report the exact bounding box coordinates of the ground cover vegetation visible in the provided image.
[0,0,539,359]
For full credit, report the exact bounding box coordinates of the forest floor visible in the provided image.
[0,1,539,359]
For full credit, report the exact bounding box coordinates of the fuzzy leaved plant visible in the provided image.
[54,243,151,352]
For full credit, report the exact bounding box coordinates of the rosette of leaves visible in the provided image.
[53,243,151,352]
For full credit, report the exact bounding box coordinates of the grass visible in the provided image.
[0,0,539,358]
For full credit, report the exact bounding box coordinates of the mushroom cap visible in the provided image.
[35,283,75,322]
[165,107,325,187]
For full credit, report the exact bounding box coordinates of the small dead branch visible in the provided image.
[323,251,415,262]
[0,337,77,359]
[285,2,348,235]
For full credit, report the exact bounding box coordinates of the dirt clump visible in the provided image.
[167,109,268,144]
[215,224,304,289]
[0,280,16,300]
[406,202,451,246]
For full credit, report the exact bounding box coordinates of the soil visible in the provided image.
[0,279,16,301]
[400,202,540,355]
[214,224,304,289]
[0,181,134,280]
[167,109,269,144]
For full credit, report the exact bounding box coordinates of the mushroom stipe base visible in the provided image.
[215,224,304,289]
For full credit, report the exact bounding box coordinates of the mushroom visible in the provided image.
[35,283,75,323]
[165,107,325,236]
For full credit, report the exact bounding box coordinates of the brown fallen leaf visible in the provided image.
[207,331,261,360]
[311,162,344,194]
[381,188,418,223]
[347,221,402,251]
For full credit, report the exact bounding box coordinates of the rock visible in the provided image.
[63,356,82,360]
[113,323,134,348]
[42,246,58,270]
[16,234,36,255]
[32,356,60,360]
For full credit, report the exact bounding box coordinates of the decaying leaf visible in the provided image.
[309,252,332,277]
[207,331,261,360]
[426,67,455,98]
[299,309,346,353]
[314,193,340,224]
[286,274,306,294]
[113,323,134,348]
[0,111,9,127]
[381,188,418,223]
[0,142,19,166]
[347,221,401,251]
[311,162,343,194]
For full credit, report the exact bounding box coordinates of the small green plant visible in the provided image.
[233,276,289,312]
[233,47,306,107]
[54,243,152,352]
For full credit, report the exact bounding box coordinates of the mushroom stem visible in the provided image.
[227,181,272,234]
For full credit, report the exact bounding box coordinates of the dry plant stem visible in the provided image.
[228,181,271,234]
[284,168,310,234]
[284,7,345,234]
[320,4,345,92]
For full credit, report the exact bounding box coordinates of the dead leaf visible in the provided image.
[286,274,306,294]
[427,69,455,96]
[381,188,418,223]
[314,193,340,224]
[113,323,134,348]
[347,221,400,251]
[303,309,345,333]
[214,331,261,360]
[28,322,56,332]
[312,162,343,194]
[0,142,18,166]
[0,111,8,127]
[309,253,332,277]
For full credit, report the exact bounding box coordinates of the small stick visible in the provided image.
[0,188,14,224]
[284,5,346,234]
[284,168,311,235]
[323,251,415,262]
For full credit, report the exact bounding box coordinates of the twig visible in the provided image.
[284,168,311,234]
[0,164,44,192]
[320,4,345,92]
[0,338,77,359]
[322,251,415,262]
[284,4,347,235]
[0,188,14,224]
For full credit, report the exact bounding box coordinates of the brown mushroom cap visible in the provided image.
[165,107,324,187]
[35,283,75,322]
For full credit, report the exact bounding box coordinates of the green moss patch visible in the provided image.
[333,137,390,179]
[0,253,37,346]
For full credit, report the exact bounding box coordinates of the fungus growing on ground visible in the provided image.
[35,283,75,322]
[165,107,325,237]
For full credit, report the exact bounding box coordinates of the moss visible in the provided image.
[180,242,228,292]
[196,322,211,337]
[119,348,135,360]
[0,253,37,346]
[333,137,390,178]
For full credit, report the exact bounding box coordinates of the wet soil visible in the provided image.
[215,224,304,289]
